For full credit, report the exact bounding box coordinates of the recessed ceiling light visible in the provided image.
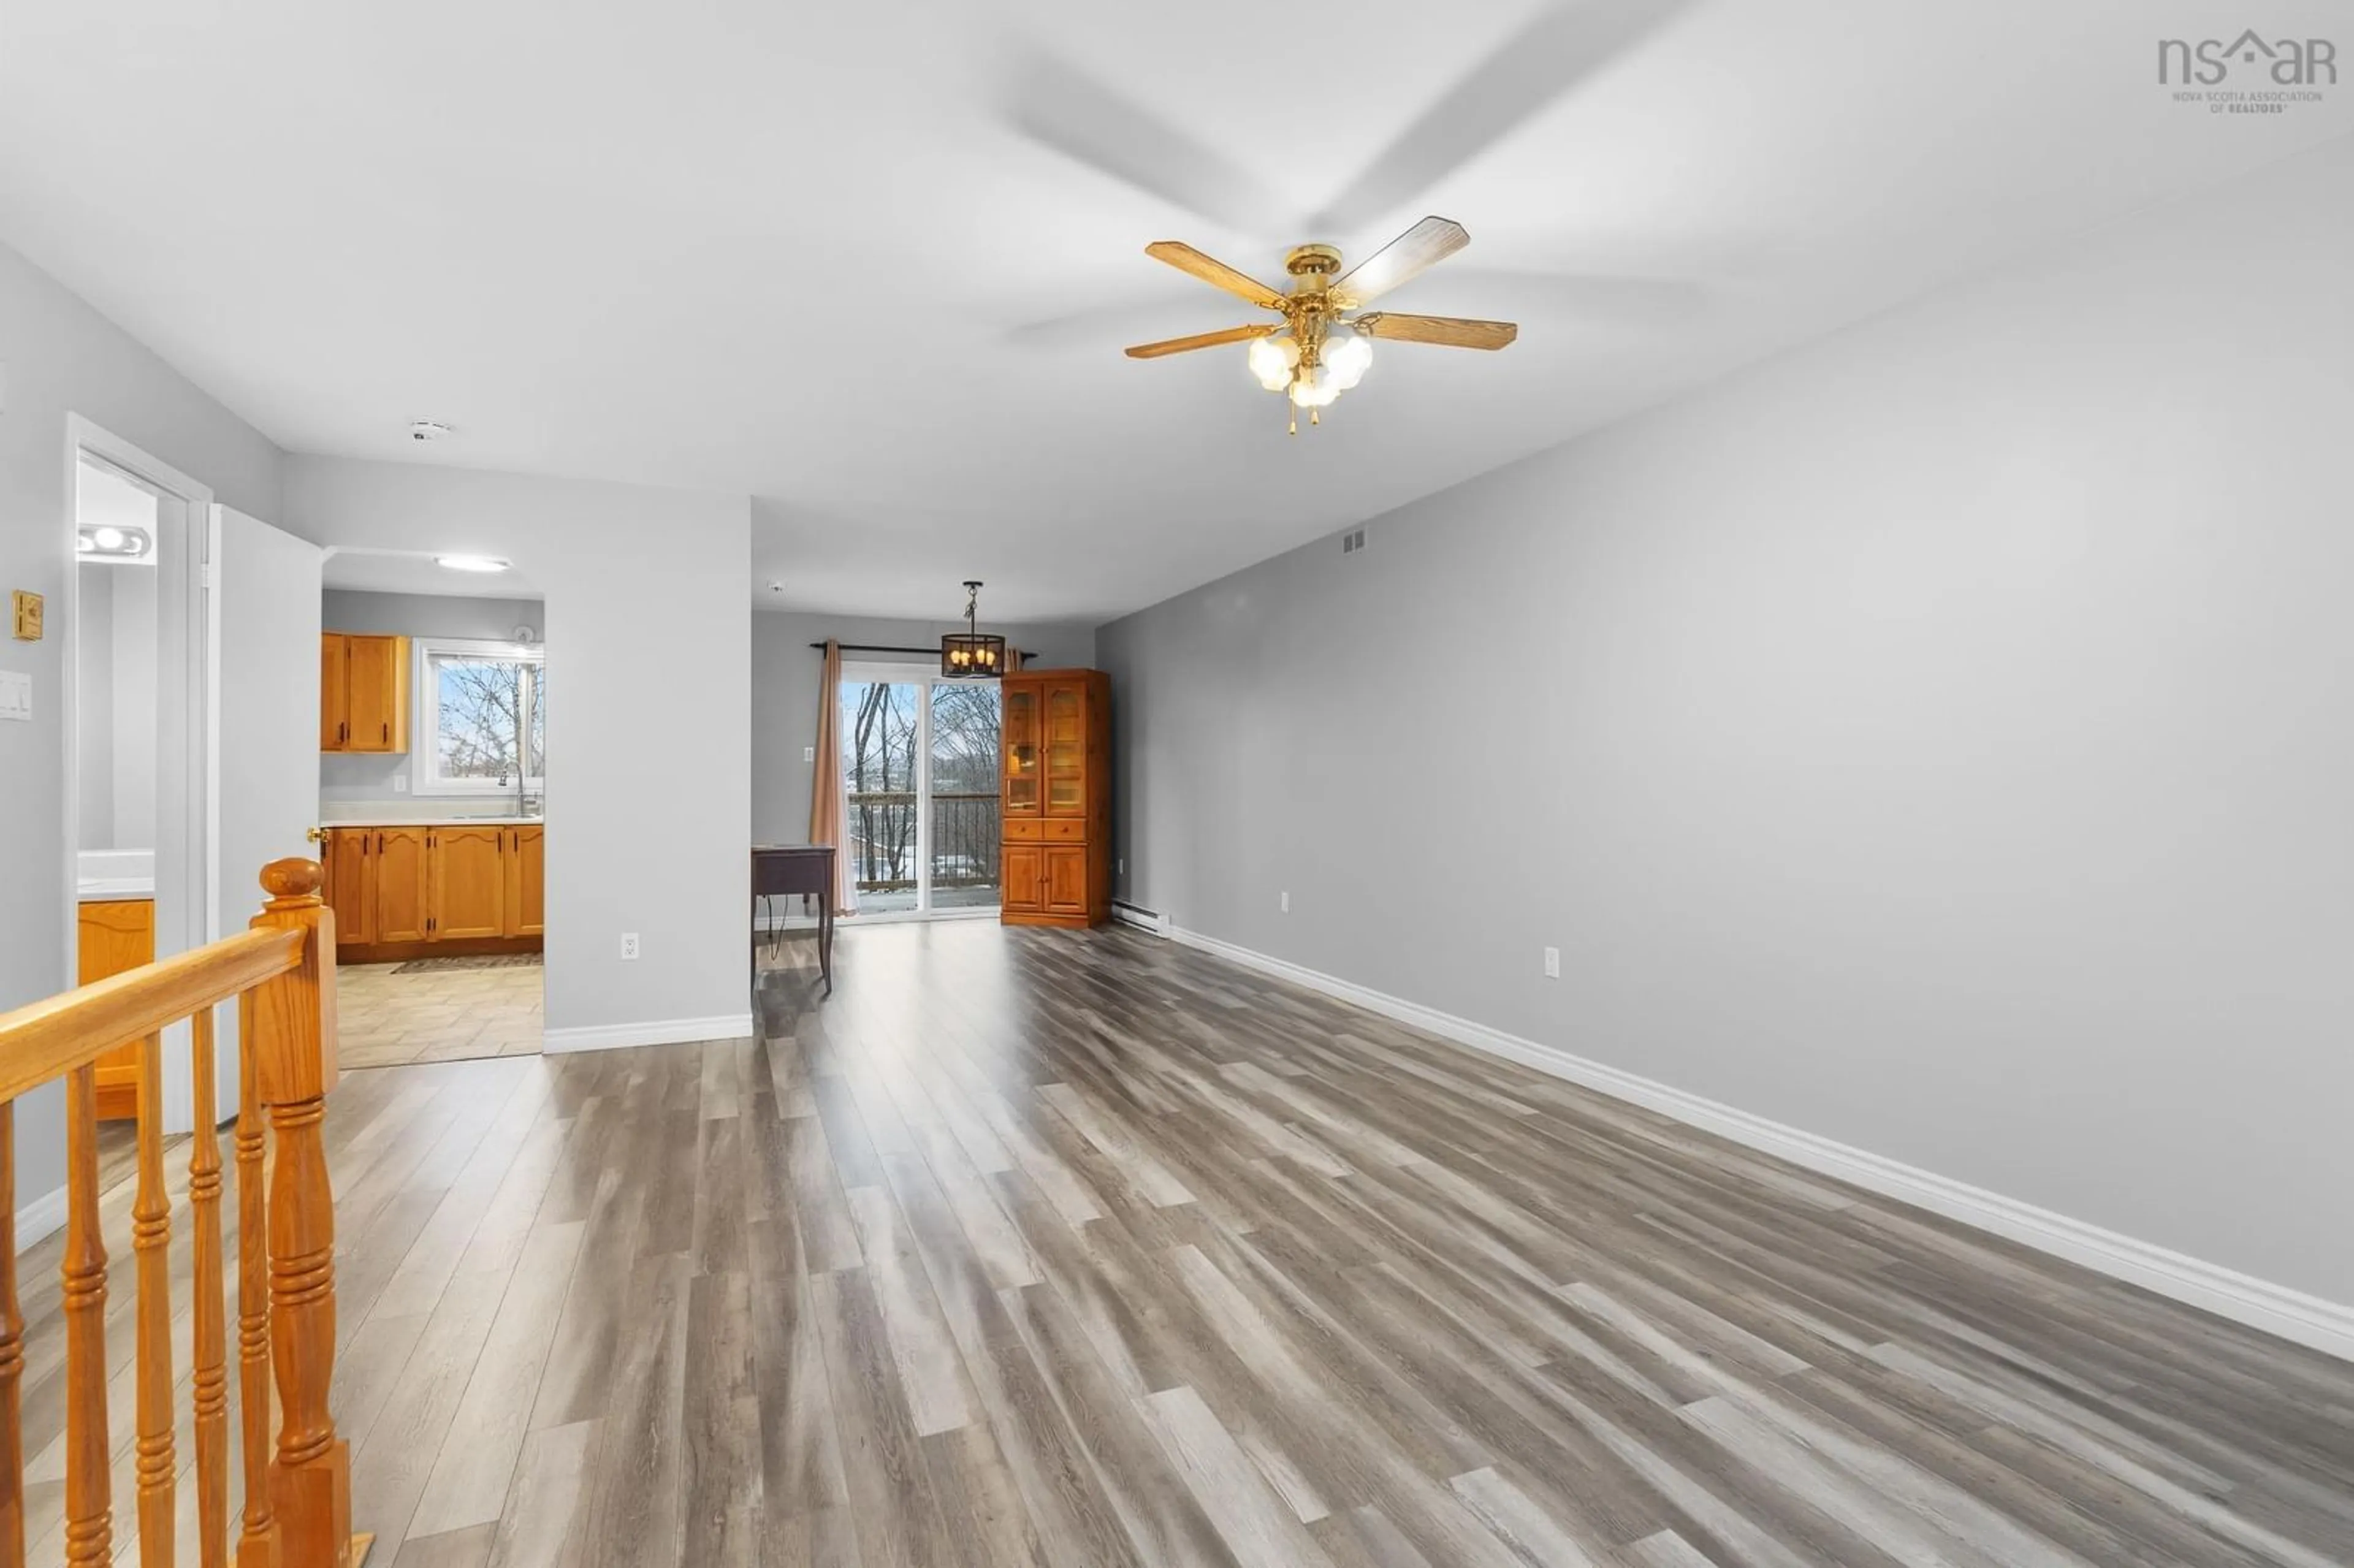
[409,420,452,442]
[435,555,510,573]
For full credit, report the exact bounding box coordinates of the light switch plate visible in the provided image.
[0,668,31,721]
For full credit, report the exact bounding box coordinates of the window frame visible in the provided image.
[409,635,547,797]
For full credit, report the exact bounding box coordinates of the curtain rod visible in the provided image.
[809,641,1027,659]
[807,642,943,657]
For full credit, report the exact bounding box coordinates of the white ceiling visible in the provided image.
[321,549,543,601]
[4,1,2347,622]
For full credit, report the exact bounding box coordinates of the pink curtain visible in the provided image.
[809,641,858,913]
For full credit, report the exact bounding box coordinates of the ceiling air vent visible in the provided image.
[1341,528,1366,555]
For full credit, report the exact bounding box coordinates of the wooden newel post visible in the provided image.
[248,858,352,1568]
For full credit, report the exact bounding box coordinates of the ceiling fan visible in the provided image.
[1126,216,1515,433]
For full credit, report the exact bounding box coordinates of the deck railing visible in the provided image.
[846,790,1000,892]
[0,858,360,1567]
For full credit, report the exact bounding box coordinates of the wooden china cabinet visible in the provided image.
[999,668,1111,927]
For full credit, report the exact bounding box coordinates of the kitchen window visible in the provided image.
[415,637,546,795]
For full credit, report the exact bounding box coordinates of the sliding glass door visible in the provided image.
[839,664,1001,914]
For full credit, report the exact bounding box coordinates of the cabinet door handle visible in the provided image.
[382,720,389,744]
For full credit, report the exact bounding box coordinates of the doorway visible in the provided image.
[839,663,1000,916]
[64,422,220,1135]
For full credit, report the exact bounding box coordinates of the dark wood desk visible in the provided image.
[752,845,836,994]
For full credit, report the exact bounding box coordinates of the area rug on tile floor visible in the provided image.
[390,952,546,975]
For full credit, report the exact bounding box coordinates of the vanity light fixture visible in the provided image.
[76,524,154,561]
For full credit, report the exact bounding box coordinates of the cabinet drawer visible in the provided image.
[1004,818,1043,842]
[1042,818,1085,842]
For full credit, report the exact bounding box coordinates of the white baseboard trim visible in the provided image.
[542,1013,755,1054]
[1164,924,2354,1364]
[1111,900,1168,935]
[15,1183,67,1252]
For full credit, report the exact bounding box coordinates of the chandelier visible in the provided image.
[940,580,1005,679]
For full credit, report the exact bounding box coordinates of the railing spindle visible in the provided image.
[0,1101,23,1568]
[61,1063,112,1567]
[251,861,352,1568]
[191,1008,231,1568]
[134,1026,177,1567]
[234,991,276,1568]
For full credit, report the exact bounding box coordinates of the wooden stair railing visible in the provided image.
[0,858,368,1568]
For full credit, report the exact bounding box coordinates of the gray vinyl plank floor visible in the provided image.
[15,919,2352,1567]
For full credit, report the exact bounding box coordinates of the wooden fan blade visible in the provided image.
[1331,217,1469,307]
[1356,312,1518,349]
[1125,323,1280,359]
[1144,242,1287,311]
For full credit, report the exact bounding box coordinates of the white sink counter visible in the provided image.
[78,849,156,902]
[324,815,546,827]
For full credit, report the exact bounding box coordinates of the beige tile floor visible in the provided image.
[336,959,544,1068]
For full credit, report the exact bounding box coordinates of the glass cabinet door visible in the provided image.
[1002,683,1040,815]
[1045,681,1085,816]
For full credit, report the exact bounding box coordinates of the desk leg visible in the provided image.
[820,887,834,994]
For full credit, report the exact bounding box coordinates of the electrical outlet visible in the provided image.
[392,774,408,793]
[1279,890,1290,914]
[1543,946,1561,979]
[620,932,641,960]
[1117,858,1124,876]
[803,746,815,763]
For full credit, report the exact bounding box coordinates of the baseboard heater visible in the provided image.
[1111,900,1168,934]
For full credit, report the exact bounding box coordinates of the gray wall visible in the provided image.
[750,609,1096,845]
[109,563,158,850]
[285,457,753,1040]
[319,588,546,805]
[75,565,115,850]
[0,238,284,1225]
[1098,138,2354,1309]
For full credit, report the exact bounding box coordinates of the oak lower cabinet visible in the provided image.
[326,823,543,959]
[505,826,546,937]
[1041,844,1091,916]
[999,668,1111,927]
[1001,844,1043,918]
[431,826,508,939]
[78,897,155,1121]
[375,828,432,945]
[324,828,376,945]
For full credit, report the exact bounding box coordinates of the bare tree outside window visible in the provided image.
[839,677,1001,910]
[434,656,547,782]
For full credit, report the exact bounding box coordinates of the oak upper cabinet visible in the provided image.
[503,825,546,938]
[431,826,508,940]
[999,668,1111,927]
[373,827,431,945]
[319,634,349,749]
[324,828,376,946]
[320,632,409,753]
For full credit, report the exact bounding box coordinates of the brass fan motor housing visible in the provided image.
[1283,243,1344,278]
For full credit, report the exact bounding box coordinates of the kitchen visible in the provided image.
[313,566,547,1067]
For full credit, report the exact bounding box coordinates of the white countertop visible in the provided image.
[322,815,546,827]
[77,850,155,903]
[79,878,156,902]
